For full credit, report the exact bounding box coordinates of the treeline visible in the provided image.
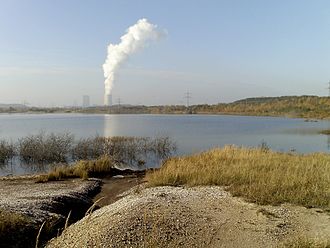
[192,95,330,119]
[0,133,176,167]
[1,95,329,119]
[107,95,330,118]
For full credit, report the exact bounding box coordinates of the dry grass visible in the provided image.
[280,236,330,248]
[0,209,29,234]
[147,146,330,208]
[0,209,33,246]
[37,156,115,182]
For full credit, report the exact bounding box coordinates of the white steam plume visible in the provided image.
[102,18,165,105]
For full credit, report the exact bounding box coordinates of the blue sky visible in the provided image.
[0,0,329,106]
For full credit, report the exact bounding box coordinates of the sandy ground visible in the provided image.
[46,185,330,248]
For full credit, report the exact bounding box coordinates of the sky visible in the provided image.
[0,0,330,107]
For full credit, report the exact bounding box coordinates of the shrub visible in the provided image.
[18,132,73,164]
[72,136,176,167]
[152,136,177,160]
[13,133,176,168]
[0,140,15,164]
[72,136,105,160]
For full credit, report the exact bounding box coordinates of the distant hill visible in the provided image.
[76,95,330,119]
[192,95,330,119]
[0,104,28,109]
[233,95,312,104]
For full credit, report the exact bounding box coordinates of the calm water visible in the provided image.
[0,113,329,175]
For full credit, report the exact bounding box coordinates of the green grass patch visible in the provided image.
[146,146,330,208]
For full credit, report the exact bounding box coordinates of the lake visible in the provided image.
[0,113,329,175]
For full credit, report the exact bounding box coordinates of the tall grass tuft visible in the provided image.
[37,156,115,182]
[0,209,32,246]
[147,146,330,208]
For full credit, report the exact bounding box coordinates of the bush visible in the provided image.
[0,140,15,164]
[152,136,177,160]
[72,136,176,167]
[18,132,73,164]
[5,132,176,168]
[72,136,105,160]
[103,136,176,167]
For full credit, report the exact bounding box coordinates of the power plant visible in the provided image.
[104,94,112,106]
[82,95,90,108]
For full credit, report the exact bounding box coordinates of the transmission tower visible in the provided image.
[328,81,330,97]
[184,91,192,108]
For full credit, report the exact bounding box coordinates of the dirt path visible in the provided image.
[94,175,145,207]
[47,185,330,248]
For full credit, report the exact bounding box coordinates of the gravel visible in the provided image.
[46,185,330,247]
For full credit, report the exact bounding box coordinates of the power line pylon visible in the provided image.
[184,91,192,108]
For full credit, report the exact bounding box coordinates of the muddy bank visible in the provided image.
[94,172,145,207]
[0,177,102,247]
[47,185,330,248]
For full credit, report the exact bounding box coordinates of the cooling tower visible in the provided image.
[104,94,112,106]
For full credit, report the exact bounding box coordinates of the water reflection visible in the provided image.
[103,115,117,137]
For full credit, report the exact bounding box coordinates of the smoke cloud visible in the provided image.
[102,18,165,105]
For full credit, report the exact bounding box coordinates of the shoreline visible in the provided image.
[0,111,328,120]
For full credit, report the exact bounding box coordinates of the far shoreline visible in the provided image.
[1,95,329,120]
[0,111,328,121]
